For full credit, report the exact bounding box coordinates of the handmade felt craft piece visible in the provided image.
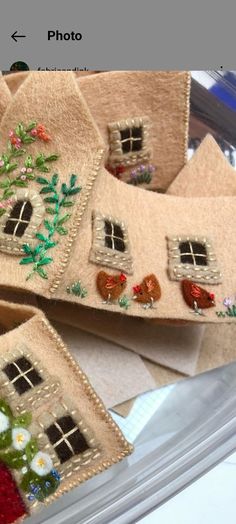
[78,71,191,191]
[0,300,132,523]
[0,71,235,325]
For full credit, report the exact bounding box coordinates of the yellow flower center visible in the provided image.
[37,458,46,468]
[16,434,24,443]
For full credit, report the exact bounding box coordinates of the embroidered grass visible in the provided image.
[66,281,88,298]
[118,295,130,310]
[216,297,236,318]
[20,173,81,280]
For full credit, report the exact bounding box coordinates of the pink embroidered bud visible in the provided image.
[30,128,37,137]
[8,130,14,138]
[20,175,26,181]
[0,160,4,167]
[26,168,33,173]
[130,170,137,178]
[139,164,145,173]
[20,167,27,174]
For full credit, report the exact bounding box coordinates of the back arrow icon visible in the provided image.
[11,31,26,42]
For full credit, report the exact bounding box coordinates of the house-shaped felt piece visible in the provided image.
[0,71,235,323]
[0,300,132,523]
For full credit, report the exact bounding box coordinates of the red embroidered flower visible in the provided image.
[119,273,127,283]
[31,124,51,142]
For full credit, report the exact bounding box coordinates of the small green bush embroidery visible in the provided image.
[216,296,236,318]
[118,295,130,310]
[0,398,60,502]
[0,121,59,216]
[20,173,81,280]
[67,281,88,298]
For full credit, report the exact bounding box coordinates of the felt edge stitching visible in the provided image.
[38,316,133,505]
[183,72,191,165]
[49,149,105,294]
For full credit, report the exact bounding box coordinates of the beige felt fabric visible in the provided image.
[58,167,236,323]
[0,72,235,326]
[79,71,190,191]
[0,72,12,122]
[168,134,236,197]
[0,300,132,514]
[4,70,98,96]
[53,320,156,408]
[39,299,205,376]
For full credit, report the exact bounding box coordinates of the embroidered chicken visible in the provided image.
[133,274,161,309]
[182,279,215,316]
[97,271,127,304]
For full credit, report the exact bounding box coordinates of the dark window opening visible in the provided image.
[46,415,90,464]
[3,357,43,395]
[120,126,143,154]
[180,241,208,266]
[4,200,33,237]
[104,221,125,252]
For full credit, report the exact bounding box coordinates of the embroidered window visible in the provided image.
[167,236,222,284]
[108,116,151,167]
[0,347,60,411]
[90,211,133,274]
[46,415,89,464]
[0,189,45,255]
[3,357,43,395]
[36,399,101,477]
[4,201,33,237]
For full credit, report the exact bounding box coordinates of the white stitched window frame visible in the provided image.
[108,116,152,167]
[0,188,45,255]
[0,345,60,412]
[167,235,222,284]
[33,397,101,479]
[89,211,133,275]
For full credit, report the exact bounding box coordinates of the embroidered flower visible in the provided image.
[223,297,233,308]
[12,427,31,450]
[0,411,10,433]
[30,452,53,477]
[0,160,4,167]
[31,124,51,142]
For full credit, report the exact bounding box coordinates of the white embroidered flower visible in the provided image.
[12,427,31,450]
[0,411,10,433]
[30,452,53,477]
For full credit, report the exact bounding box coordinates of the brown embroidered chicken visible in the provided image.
[182,279,215,316]
[97,271,127,303]
[133,274,161,309]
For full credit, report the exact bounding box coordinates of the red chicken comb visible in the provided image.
[119,273,127,283]
[133,285,141,294]
[209,293,215,300]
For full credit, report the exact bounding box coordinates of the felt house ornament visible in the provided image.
[0,71,235,323]
[0,300,132,524]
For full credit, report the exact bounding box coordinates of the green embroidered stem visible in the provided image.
[127,172,152,186]
[20,173,81,280]
[67,281,87,298]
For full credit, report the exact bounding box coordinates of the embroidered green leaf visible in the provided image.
[44,219,54,233]
[70,174,77,187]
[35,233,47,242]
[52,173,59,185]
[47,156,59,163]
[23,244,32,255]
[61,183,68,195]
[44,195,59,203]
[23,136,35,144]
[12,412,32,428]
[26,121,37,132]
[56,226,68,235]
[68,186,81,196]
[45,240,57,249]
[25,155,33,168]
[62,201,73,207]
[36,177,49,185]
[37,257,53,266]
[0,450,25,469]
[36,267,48,279]
[5,163,18,173]
[39,165,50,173]
[25,438,39,462]
[0,180,10,188]
[40,186,54,194]
[20,256,35,265]
[67,281,87,298]
[35,154,46,167]
[46,207,57,215]
[0,208,6,217]
[0,399,13,418]
[57,214,71,225]
[118,295,130,310]
[13,179,28,187]
[0,430,12,450]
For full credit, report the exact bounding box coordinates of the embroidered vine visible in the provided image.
[20,173,81,280]
[0,122,59,216]
[0,398,60,503]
